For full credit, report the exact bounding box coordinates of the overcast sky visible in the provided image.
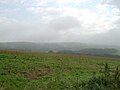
[0,0,120,45]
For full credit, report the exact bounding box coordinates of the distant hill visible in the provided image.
[0,42,120,52]
[77,48,118,56]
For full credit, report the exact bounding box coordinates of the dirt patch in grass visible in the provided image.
[21,68,51,80]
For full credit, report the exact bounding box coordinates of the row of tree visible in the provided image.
[56,48,119,57]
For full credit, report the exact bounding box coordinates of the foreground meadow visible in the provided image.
[0,50,120,90]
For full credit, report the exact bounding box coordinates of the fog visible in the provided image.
[0,0,120,45]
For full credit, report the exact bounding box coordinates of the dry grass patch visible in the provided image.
[21,68,51,80]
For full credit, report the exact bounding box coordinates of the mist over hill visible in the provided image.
[0,42,120,52]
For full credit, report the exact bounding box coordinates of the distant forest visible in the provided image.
[58,48,120,58]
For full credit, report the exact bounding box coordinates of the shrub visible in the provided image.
[80,63,120,90]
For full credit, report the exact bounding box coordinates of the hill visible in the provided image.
[0,42,119,52]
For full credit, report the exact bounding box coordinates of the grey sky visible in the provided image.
[0,0,120,45]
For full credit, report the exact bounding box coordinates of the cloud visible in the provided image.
[0,15,92,42]
[89,0,119,45]
[56,0,90,6]
[90,15,120,45]
[101,0,120,8]
[0,0,120,45]
[27,7,63,17]
[0,16,81,42]
[25,0,91,16]
[47,16,81,31]
[0,17,33,41]
[91,28,120,45]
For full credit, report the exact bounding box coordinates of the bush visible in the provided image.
[80,63,120,90]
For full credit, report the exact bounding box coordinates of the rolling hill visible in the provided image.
[0,42,119,52]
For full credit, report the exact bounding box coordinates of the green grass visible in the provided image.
[0,51,120,90]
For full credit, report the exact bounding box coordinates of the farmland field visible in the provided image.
[0,50,120,90]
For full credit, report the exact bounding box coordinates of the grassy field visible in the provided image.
[0,50,120,90]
